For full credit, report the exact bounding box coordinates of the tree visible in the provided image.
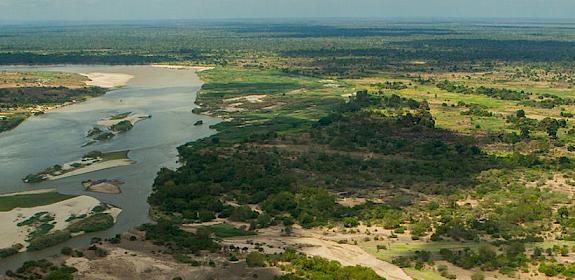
[471,272,485,280]
[520,126,530,138]
[516,109,526,118]
[343,217,359,228]
[246,251,267,267]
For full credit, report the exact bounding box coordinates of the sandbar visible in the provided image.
[47,159,135,181]
[82,72,134,88]
[150,64,214,72]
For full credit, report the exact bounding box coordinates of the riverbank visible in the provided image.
[150,64,214,72]
[0,70,112,134]
[81,72,134,88]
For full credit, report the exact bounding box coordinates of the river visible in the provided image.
[0,65,220,272]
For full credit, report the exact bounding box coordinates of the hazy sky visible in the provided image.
[1,0,574,22]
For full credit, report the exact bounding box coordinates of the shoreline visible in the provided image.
[47,159,136,181]
[80,72,134,88]
[150,64,215,72]
[0,188,56,197]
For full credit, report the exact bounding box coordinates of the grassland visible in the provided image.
[193,67,351,145]
[0,71,88,89]
[0,191,74,212]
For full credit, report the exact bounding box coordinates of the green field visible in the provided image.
[204,223,256,238]
[0,191,74,212]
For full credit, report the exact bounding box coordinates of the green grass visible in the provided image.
[193,67,352,146]
[101,150,130,161]
[0,192,74,212]
[110,112,131,120]
[204,223,256,238]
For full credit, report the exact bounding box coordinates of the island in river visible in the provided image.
[86,112,152,144]
[0,189,121,256]
[0,71,133,134]
[23,150,135,183]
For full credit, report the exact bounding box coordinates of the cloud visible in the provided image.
[0,0,574,21]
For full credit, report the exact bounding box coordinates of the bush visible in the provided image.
[471,272,485,280]
[95,247,109,257]
[0,244,23,259]
[27,231,71,251]
[68,213,114,233]
[61,247,73,256]
[246,251,266,267]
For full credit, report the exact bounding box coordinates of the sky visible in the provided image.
[1,0,575,22]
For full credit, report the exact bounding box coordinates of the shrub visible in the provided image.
[246,252,267,267]
[60,247,73,256]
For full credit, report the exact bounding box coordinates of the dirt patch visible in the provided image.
[67,242,279,280]
[222,225,412,280]
[86,183,121,194]
[224,95,267,104]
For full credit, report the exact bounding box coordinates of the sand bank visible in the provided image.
[150,64,214,72]
[85,182,122,194]
[0,194,121,250]
[82,72,134,88]
[47,159,135,181]
[97,113,151,127]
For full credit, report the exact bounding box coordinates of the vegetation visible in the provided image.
[141,220,220,254]
[203,223,256,238]
[0,192,74,212]
[0,244,23,259]
[6,20,575,278]
[5,259,76,279]
[270,249,383,280]
[27,231,71,251]
[23,150,131,183]
[0,79,107,133]
[68,213,115,233]
[110,120,133,132]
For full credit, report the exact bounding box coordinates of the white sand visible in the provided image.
[150,64,215,72]
[97,113,151,127]
[87,182,122,194]
[82,72,134,88]
[297,238,411,280]
[47,159,135,181]
[0,194,121,250]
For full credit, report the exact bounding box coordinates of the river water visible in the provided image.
[0,65,219,272]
